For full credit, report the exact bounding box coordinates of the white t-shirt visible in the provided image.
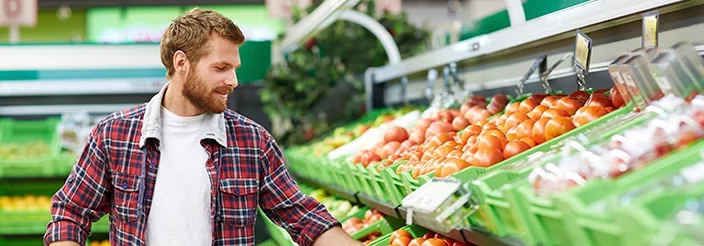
[146,107,212,245]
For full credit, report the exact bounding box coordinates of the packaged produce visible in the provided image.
[529,102,704,197]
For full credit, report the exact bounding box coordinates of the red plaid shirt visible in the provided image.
[44,84,339,246]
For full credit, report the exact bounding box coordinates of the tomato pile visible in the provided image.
[386,228,468,246]
[342,209,385,235]
[352,88,626,179]
[342,209,386,244]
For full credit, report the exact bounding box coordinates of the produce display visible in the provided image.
[0,195,52,212]
[350,89,624,180]
[531,97,704,197]
[0,142,51,159]
[88,240,111,246]
[342,209,385,235]
[384,228,467,246]
[308,188,361,219]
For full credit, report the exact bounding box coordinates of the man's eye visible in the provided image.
[215,67,226,71]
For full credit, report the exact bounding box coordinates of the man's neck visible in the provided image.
[162,82,205,117]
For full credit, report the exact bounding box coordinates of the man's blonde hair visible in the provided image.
[160,8,245,79]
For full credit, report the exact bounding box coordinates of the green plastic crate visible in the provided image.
[0,210,51,235]
[551,139,704,246]
[395,105,633,205]
[346,212,406,242]
[612,185,704,246]
[381,164,412,205]
[368,224,428,246]
[0,118,61,178]
[513,139,704,246]
[470,106,651,240]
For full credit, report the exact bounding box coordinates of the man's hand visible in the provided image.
[48,241,79,246]
[313,226,363,246]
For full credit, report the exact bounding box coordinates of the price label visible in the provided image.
[574,30,593,73]
[642,11,659,48]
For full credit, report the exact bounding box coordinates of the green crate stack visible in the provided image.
[0,118,61,178]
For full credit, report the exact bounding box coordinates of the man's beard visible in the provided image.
[182,68,234,114]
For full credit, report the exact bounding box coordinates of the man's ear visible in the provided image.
[173,50,189,74]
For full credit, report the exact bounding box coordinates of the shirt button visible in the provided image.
[149,163,156,169]
[67,177,73,183]
[146,194,151,199]
[234,189,240,195]
[121,181,128,189]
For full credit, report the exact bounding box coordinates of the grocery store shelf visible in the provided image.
[0,79,166,96]
[357,194,400,219]
[293,173,522,246]
[0,104,139,116]
[369,0,696,83]
[396,207,521,246]
[294,175,360,204]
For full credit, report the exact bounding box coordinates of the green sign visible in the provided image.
[86,5,284,43]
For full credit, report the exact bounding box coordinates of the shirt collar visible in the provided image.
[139,82,228,148]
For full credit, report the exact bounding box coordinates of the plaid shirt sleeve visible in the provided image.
[258,133,341,246]
[44,125,112,246]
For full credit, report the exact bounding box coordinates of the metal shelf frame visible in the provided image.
[363,0,704,111]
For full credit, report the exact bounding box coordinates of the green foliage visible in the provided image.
[260,0,430,146]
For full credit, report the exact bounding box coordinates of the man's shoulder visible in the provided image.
[223,109,273,142]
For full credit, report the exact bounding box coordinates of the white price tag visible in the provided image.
[680,162,704,184]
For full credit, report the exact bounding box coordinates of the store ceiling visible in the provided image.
[39,0,266,9]
[39,0,460,10]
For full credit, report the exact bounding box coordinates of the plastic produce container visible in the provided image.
[0,118,61,178]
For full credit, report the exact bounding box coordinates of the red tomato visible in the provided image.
[519,98,539,114]
[541,108,570,119]
[545,117,576,141]
[585,92,613,108]
[556,97,581,115]
[540,95,561,108]
[451,117,470,132]
[532,118,550,144]
[390,229,412,244]
[426,121,453,139]
[437,158,471,178]
[472,109,492,124]
[422,232,437,240]
[504,141,531,159]
[409,129,426,145]
[385,126,409,144]
[505,102,520,115]
[504,112,530,130]
[573,106,608,127]
[506,127,518,142]
[519,137,536,148]
[472,148,505,167]
[476,134,503,150]
[416,119,432,132]
[421,238,449,246]
[528,94,549,104]
[610,87,625,108]
[391,236,412,246]
[409,238,426,246]
[568,90,590,104]
[515,119,535,140]
[528,105,549,121]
